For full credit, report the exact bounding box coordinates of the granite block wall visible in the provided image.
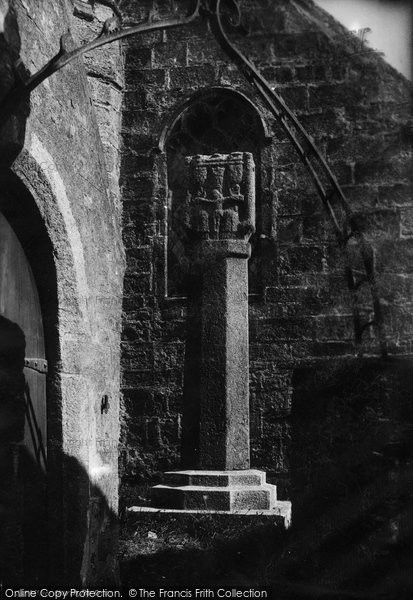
[118,0,413,506]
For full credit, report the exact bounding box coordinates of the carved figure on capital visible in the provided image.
[184,152,255,241]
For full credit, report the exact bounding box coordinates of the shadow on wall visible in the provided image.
[0,314,119,586]
[0,314,47,584]
[277,357,413,598]
[0,2,30,165]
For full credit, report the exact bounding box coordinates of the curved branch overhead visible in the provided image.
[0,0,202,125]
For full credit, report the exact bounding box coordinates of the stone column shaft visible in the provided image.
[198,239,250,470]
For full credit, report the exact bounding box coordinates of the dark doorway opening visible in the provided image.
[0,171,59,585]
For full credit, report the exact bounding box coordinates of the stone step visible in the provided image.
[162,469,267,488]
[126,503,292,529]
[151,482,277,512]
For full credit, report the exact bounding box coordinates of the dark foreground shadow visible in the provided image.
[276,357,413,599]
[120,514,288,587]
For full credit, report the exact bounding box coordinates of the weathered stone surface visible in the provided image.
[151,472,278,512]
[151,469,280,513]
[127,503,291,522]
[184,153,256,241]
[197,239,251,470]
[162,469,266,487]
[71,1,124,214]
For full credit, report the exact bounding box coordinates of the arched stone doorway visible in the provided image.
[0,162,77,585]
[0,152,123,586]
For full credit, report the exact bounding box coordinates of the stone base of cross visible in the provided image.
[151,469,278,511]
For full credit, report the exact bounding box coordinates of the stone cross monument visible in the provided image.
[186,152,255,471]
[152,152,278,512]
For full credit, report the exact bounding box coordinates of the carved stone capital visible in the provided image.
[185,152,255,241]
